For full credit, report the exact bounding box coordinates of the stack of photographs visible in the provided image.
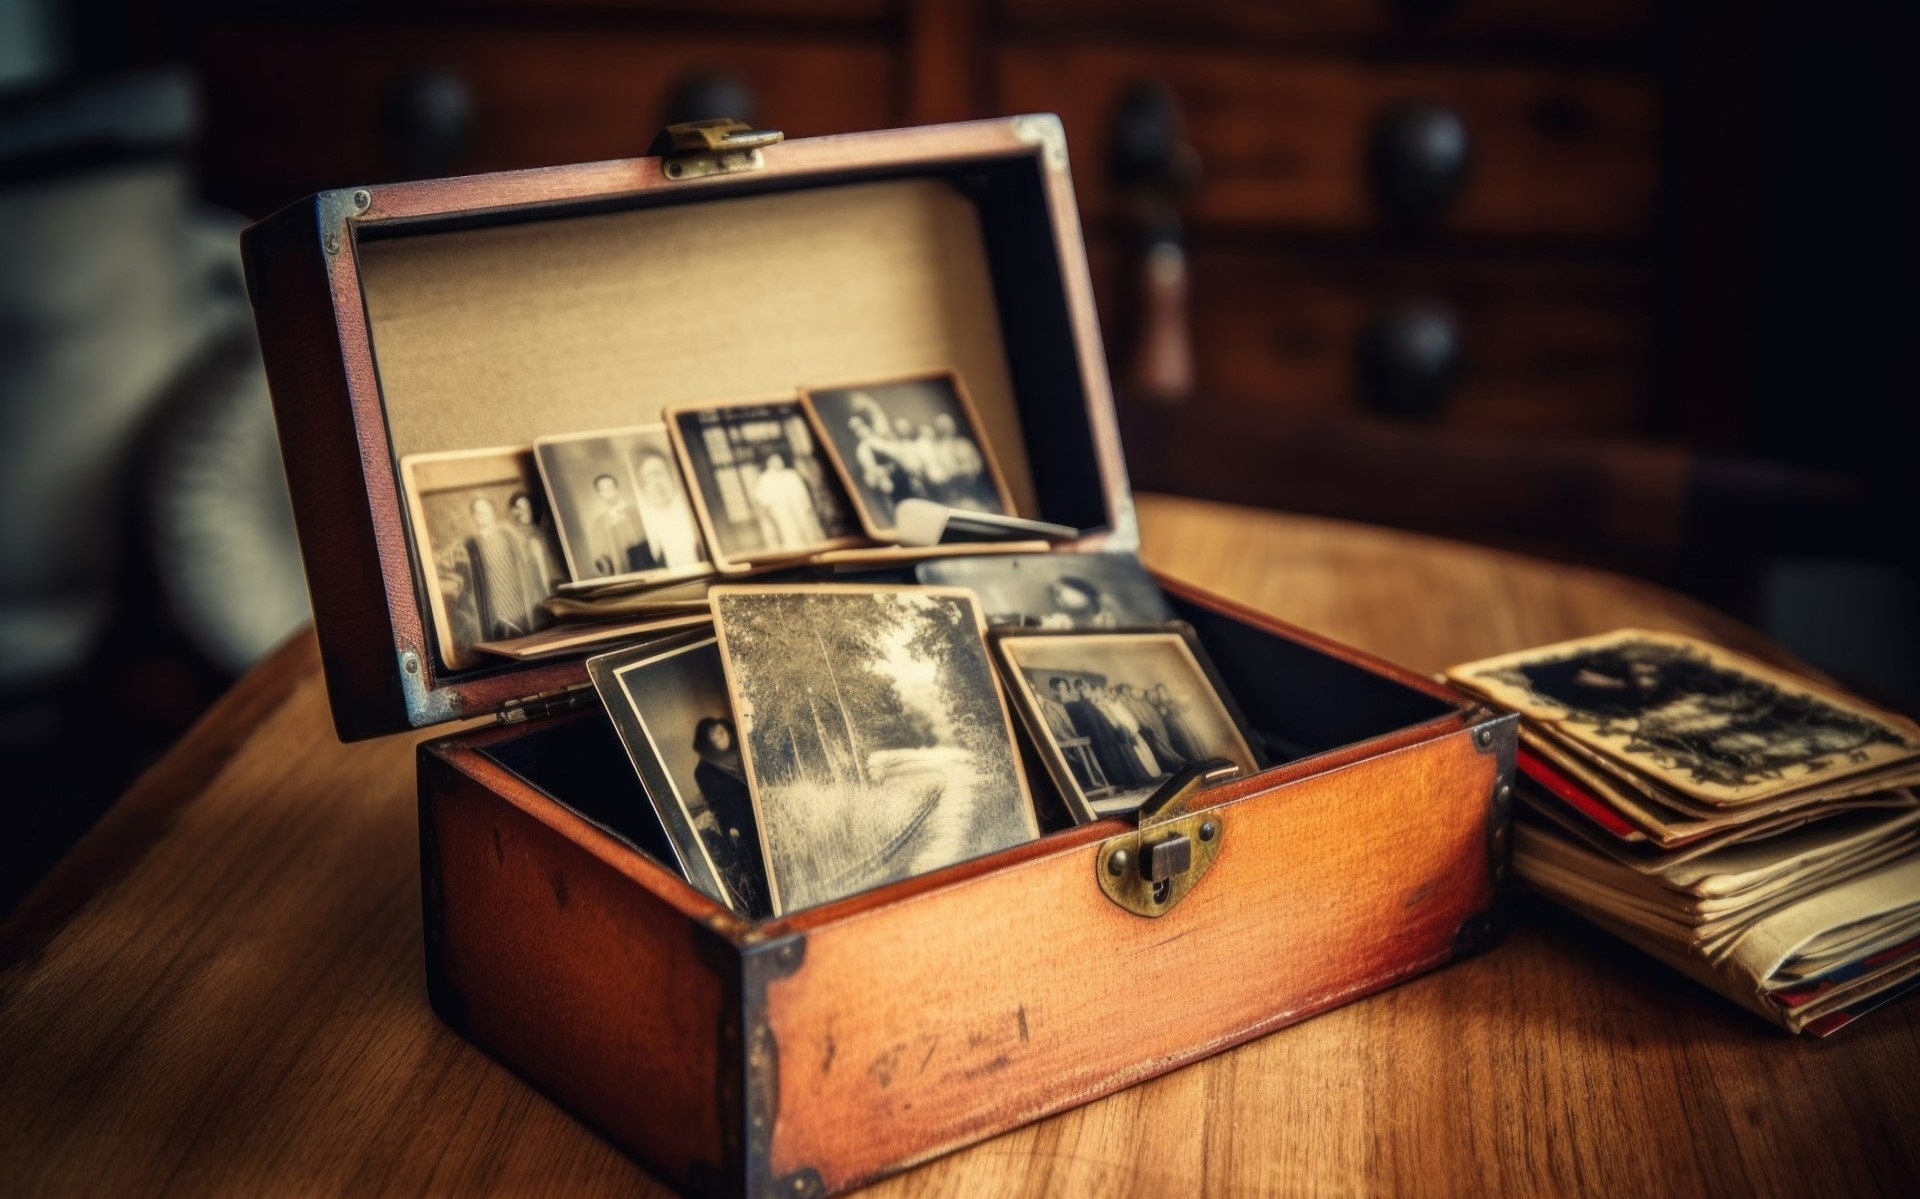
[585,555,1264,916]
[1447,629,1920,1035]
[592,584,1043,916]
[398,368,1049,673]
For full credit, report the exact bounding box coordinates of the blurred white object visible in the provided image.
[0,70,308,694]
[893,499,1078,547]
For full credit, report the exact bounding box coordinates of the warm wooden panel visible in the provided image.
[997,0,1660,44]
[996,46,1661,239]
[197,24,898,213]
[1092,238,1655,434]
[422,743,733,1190]
[764,724,1497,1190]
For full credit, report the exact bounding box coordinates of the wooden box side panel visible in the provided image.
[763,722,1506,1191]
[419,744,736,1191]
[243,200,410,739]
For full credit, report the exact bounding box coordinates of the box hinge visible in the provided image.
[650,118,783,182]
[495,682,597,726]
[1096,758,1238,917]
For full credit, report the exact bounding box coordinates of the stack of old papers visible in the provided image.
[1447,630,1920,1036]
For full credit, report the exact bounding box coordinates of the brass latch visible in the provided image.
[1096,759,1238,917]
[650,118,783,181]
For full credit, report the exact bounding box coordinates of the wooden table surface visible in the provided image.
[4,494,1916,1197]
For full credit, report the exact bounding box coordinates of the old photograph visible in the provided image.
[1449,630,1920,805]
[995,627,1261,821]
[802,370,1014,539]
[400,447,566,672]
[917,552,1175,629]
[710,585,1037,914]
[588,634,770,917]
[534,424,710,586]
[666,397,863,571]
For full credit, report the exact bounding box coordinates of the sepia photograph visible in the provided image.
[1449,630,1920,805]
[802,370,1014,539]
[588,633,770,917]
[994,626,1261,822]
[666,397,864,571]
[917,552,1175,629]
[400,447,566,672]
[710,585,1037,914]
[534,424,710,586]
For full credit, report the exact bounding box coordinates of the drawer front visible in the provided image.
[998,0,1660,42]
[198,25,898,213]
[997,46,1660,240]
[1093,239,1655,434]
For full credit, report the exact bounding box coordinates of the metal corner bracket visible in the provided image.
[733,931,821,1198]
[1456,709,1520,956]
[316,185,373,256]
[1011,113,1070,168]
[399,646,462,728]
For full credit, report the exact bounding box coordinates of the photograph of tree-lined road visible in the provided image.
[711,586,1037,913]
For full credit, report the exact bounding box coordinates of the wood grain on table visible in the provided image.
[3,495,1915,1197]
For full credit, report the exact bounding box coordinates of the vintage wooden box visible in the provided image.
[242,115,1517,1197]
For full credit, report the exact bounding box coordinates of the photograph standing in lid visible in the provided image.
[666,397,863,571]
[400,447,565,671]
[535,424,710,586]
[802,370,1014,541]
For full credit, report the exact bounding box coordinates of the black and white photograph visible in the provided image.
[801,370,1014,539]
[1450,630,1920,805]
[400,447,566,672]
[534,424,710,586]
[666,397,864,571]
[588,634,770,917]
[917,552,1175,629]
[710,585,1037,914]
[995,627,1261,821]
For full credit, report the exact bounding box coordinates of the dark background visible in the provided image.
[0,0,1910,914]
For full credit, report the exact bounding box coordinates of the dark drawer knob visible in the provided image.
[379,66,474,178]
[1367,102,1471,225]
[1386,0,1466,17]
[1357,301,1462,419]
[1107,80,1199,195]
[662,71,758,130]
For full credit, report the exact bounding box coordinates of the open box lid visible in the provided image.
[242,116,1136,741]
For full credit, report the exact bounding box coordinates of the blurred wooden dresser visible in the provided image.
[194,0,1697,569]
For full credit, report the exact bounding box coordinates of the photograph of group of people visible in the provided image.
[804,371,1013,538]
[997,629,1261,819]
[402,448,569,671]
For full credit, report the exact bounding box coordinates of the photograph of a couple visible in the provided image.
[534,424,709,586]
[804,370,1013,539]
[401,447,566,671]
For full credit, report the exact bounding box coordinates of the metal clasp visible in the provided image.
[650,117,783,181]
[1096,759,1237,917]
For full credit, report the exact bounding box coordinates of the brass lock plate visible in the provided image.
[1096,759,1236,918]
[653,117,783,181]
